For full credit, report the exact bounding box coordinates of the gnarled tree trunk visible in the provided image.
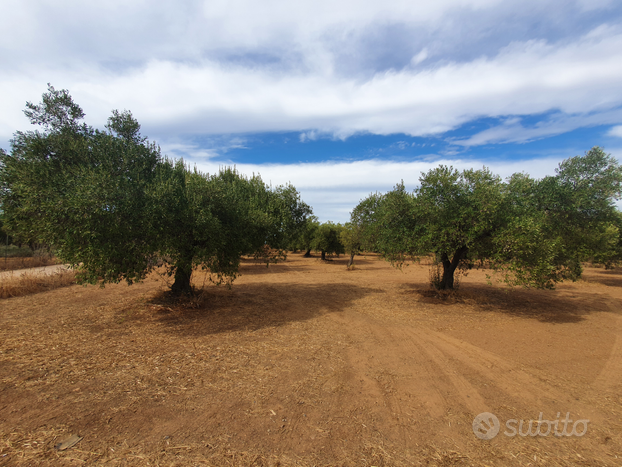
[439,246,468,290]
[347,252,355,269]
[321,250,326,261]
[171,253,194,295]
[303,249,312,257]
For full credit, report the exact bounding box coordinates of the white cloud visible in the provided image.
[299,131,319,143]
[158,142,219,161]
[158,136,249,161]
[453,110,622,147]
[410,48,429,65]
[191,156,568,222]
[0,0,507,62]
[3,23,622,147]
[608,125,622,138]
[2,2,622,147]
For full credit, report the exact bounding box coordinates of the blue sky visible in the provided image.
[2,0,622,222]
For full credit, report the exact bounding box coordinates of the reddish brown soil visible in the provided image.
[1,254,621,466]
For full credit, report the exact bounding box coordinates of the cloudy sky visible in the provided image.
[2,0,622,221]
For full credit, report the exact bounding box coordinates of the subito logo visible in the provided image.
[472,412,500,440]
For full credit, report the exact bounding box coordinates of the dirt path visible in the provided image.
[1,255,621,465]
[0,263,69,279]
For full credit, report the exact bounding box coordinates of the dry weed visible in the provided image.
[0,269,76,299]
[0,256,60,272]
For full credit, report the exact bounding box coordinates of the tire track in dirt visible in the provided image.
[328,308,480,447]
[333,308,488,415]
[593,298,622,395]
[407,327,606,425]
[330,304,609,440]
[407,331,489,415]
[323,312,413,447]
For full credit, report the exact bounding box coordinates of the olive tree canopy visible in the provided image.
[0,85,312,294]
[355,148,622,290]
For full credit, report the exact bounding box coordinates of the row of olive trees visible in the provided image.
[0,85,312,295]
[290,217,370,267]
[349,149,622,289]
[291,218,346,261]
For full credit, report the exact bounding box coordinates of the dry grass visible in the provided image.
[0,269,76,299]
[0,255,60,272]
[0,428,473,467]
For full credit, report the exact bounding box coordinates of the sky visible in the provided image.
[2,0,622,222]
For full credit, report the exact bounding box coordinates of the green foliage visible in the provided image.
[312,222,345,260]
[0,211,9,245]
[2,95,162,285]
[348,192,384,253]
[590,212,622,268]
[106,109,144,143]
[364,148,622,290]
[292,215,319,253]
[343,189,408,267]
[373,183,421,265]
[413,167,505,289]
[339,222,361,268]
[492,148,622,287]
[0,245,36,258]
[0,86,313,295]
[267,184,313,251]
[340,222,360,256]
[149,162,310,293]
[24,83,85,132]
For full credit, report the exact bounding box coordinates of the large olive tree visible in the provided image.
[0,85,312,294]
[1,85,161,284]
[357,148,622,290]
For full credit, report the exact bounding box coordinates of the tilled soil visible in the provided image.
[1,254,621,466]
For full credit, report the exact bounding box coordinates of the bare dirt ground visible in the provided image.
[1,254,621,466]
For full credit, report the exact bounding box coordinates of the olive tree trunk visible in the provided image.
[439,246,468,290]
[171,253,194,295]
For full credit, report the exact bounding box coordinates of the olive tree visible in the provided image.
[367,147,622,290]
[494,147,622,287]
[341,191,392,268]
[589,211,622,268]
[1,86,161,284]
[340,223,360,268]
[312,222,345,260]
[294,216,319,257]
[150,162,309,294]
[0,85,312,294]
[411,166,506,290]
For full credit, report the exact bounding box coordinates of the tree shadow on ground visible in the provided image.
[146,282,377,336]
[405,282,613,324]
